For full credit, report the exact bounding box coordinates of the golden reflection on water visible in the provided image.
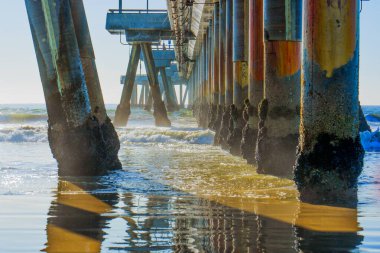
[43,144,363,252]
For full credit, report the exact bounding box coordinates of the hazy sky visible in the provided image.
[0,0,378,105]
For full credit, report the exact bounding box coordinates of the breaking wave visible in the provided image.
[360,129,380,152]
[0,105,379,150]
[0,126,48,143]
[119,127,214,145]
[0,125,214,145]
[366,114,380,122]
[0,114,47,123]
[1,124,379,151]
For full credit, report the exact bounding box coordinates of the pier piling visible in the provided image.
[240,0,264,164]
[26,0,120,176]
[114,44,141,127]
[141,43,171,127]
[294,0,364,205]
[255,0,302,177]
[227,0,248,156]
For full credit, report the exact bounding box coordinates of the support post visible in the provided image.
[256,0,302,177]
[180,83,184,108]
[114,44,141,126]
[119,0,122,13]
[131,83,138,106]
[139,84,144,106]
[183,84,188,108]
[144,90,153,111]
[241,0,264,164]
[219,0,234,149]
[159,67,177,112]
[228,0,248,155]
[144,82,150,106]
[214,0,227,145]
[188,80,193,109]
[168,77,180,109]
[209,4,220,132]
[70,0,107,123]
[294,0,363,205]
[25,0,120,175]
[141,43,171,127]
[199,32,209,128]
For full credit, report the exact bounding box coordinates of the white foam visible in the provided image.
[119,127,214,145]
[360,129,380,152]
[0,126,47,143]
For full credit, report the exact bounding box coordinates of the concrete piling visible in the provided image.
[141,43,171,127]
[227,0,248,155]
[139,85,144,106]
[26,0,121,176]
[24,0,365,201]
[144,90,153,111]
[294,0,364,205]
[168,78,180,110]
[209,4,220,132]
[199,32,210,129]
[131,84,138,106]
[218,0,234,149]
[70,0,106,123]
[240,0,264,164]
[114,44,141,126]
[214,0,226,145]
[255,0,302,177]
[159,67,178,112]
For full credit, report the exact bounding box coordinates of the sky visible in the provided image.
[0,0,378,105]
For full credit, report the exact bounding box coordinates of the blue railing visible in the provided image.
[108,9,168,14]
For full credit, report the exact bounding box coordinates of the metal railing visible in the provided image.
[151,44,175,51]
[108,9,168,14]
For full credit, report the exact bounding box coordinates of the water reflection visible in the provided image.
[42,173,364,252]
[43,178,119,252]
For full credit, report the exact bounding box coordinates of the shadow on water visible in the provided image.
[42,170,364,253]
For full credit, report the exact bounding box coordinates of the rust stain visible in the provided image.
[308,0,357,77]
[249,0,264,81]
[267,41,301,78]
[235,61,249,88]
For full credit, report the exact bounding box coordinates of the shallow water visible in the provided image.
[0,105,380,252]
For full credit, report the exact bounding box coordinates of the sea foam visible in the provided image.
[360,129,380,152]
[119,127,214,145]
[0,126,47,143]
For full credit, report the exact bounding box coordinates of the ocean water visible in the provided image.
[0,104,379,253]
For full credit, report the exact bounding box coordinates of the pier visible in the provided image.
[25,0,365,205]
[4,0,377,251]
